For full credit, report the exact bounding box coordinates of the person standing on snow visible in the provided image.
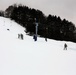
[33,34,37,41]
[64,43,67,50]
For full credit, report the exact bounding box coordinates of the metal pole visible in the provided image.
[36,23,38,36]
[35,18,38,41]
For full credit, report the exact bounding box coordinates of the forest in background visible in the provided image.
[0,4,76,42]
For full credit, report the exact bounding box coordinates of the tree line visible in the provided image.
[1,4,76,42]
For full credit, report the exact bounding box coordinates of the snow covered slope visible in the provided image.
[0,17,76,75]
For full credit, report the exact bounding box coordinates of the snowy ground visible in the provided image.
[0,17,76,75]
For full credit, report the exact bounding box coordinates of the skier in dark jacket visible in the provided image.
[21,34,23,40]
[64,43,67,50]
[33,34,37,41]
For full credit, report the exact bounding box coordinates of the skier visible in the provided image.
[64,43,67,50]
[45,38,47,42]
[18,34,20,39]
[21,34,23,40]
[33,34,37,41]
[45,27,48,42]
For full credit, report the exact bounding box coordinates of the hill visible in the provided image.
[0,17,76,75]
[5,4,76,42]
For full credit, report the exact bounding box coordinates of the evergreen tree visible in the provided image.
[5,4,76,42]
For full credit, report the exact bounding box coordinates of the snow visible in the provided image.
[0,17,76,75]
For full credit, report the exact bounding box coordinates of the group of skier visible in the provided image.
[18,33,24,40]
[18,33,68,50]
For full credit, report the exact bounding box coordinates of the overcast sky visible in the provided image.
[0,0,76,26]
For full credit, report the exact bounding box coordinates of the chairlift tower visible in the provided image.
[35,22,38,36]
[35,18,38,41]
